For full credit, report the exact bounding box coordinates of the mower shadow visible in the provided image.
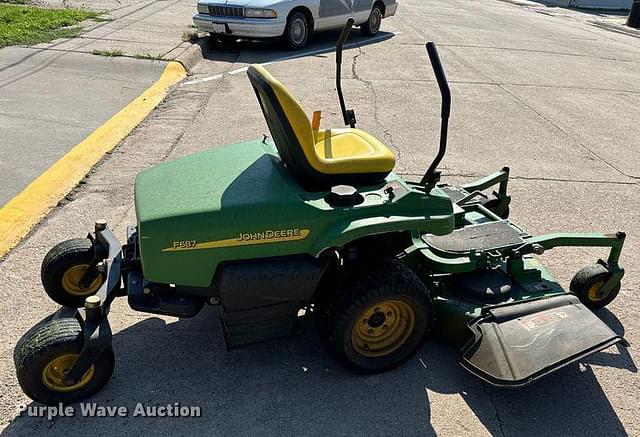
[201,29,396,66]
[587,308,637,373]
[2,307,633,436]
[422,308,635,435]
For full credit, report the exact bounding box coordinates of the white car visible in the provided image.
[193,0,398,49]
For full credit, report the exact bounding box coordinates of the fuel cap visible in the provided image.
[325,185,364,207]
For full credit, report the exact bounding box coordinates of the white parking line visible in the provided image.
[182,73,223,85]
[182,31,401,86]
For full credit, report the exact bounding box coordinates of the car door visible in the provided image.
[351,0,373,24]
[316,0,353,30]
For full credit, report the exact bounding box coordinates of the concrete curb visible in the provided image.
[173,37,213,73]
[0,62,187,259]
[0,35,211,259]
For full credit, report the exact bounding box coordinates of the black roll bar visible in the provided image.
[421,42,451,189]
[336,19,357,128]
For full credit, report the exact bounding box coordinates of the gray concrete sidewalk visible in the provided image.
[31,0,199,60]
[0,48,166,205]
[1,0,639,435]
[0,0,196,205]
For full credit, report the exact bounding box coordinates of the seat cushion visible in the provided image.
[313,128,395,175]
[247,64,395,189]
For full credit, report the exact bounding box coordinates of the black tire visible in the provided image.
[361,4,383,36]
[483,198,510,220]
[211,33,236,47]
[316,258,433,373]
[570,264,621,310]
[14,316,115,405]
[285,11,310,50]
[41,238,104,308]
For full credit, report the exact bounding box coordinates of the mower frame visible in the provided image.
[27,22,628,393]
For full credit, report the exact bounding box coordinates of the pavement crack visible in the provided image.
[350,44,403,167]
[495,83,640,181]
[396,13,639,181]
[0,111,86,128]
[152,94,205,162]
[510,175,638,186]
[438,42,640,64]
[484,384,506,437]
[159,98,205,162]
[343,77,640,95]
[399,171,639,186]
[113,204,135,230]
[159,58,236,161]
[432,46,639,182]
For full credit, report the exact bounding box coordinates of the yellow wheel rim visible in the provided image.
[351,299,416,358]
[61,264,103,296]
[42,354,95,392]
[588,280,608,302]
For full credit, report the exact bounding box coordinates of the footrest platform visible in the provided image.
[423,221,525,254]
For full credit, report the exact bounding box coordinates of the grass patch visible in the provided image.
[92,48,123,57]
[134,52,164,60]
[91,16,113,22]
[0,4,98,47]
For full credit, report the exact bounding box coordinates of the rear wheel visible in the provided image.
[316,258,433,373]
[285,11,310,50]
[570,264,621,309]
[41,239,104,308]
[14,316,114,405]
[361,4,383,36]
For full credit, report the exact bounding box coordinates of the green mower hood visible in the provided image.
[134,139,454,287]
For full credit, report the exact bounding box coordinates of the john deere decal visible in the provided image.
[163,228,310,252]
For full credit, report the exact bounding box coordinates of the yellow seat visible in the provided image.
[247,64,395,190]
[313,128,395,174]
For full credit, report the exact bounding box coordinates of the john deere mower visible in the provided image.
[15,20,628,404]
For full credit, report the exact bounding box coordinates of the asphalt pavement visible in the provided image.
[1,0,639,435]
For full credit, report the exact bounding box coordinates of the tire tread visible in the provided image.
[14,316,114,404]
[41,238,98,307]
[317,258,432,373]
[569,264,620,309]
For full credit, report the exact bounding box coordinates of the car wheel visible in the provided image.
[210,33,237,47]
[285,11,310,50]
[361,4,383,36]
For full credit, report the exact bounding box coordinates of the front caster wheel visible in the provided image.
[41,238,105,307]
[316,258,433,373]
[570,264,621,310]
[14,316,114,405]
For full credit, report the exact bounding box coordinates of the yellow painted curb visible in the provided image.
[0,61,187,258]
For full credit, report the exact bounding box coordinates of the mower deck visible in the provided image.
[461,294,627,387]
[393,172,626,386]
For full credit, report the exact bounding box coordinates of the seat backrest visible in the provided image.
[247,65,324,188]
